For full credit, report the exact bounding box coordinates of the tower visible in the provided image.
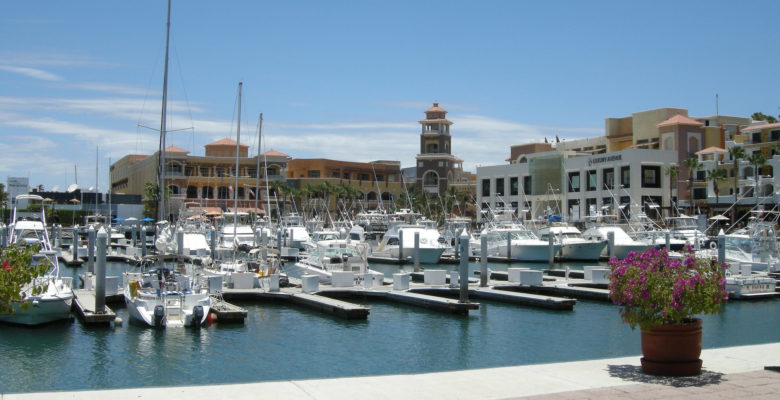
[416,102,455,195]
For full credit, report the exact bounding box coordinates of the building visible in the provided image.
[110,139,291,218]
[478,148,677,223]
[416,102,458,195]
[286,158,406,210]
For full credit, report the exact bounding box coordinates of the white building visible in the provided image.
[6,177,29,205]
[477,148,678,223]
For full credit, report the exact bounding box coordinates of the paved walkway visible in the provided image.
[6,343,779,399]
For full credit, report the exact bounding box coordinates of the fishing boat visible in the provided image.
[0,194,74,326]
[289,239,374,284]
[537,224,606,261]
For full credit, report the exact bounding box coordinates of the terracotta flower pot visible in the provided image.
[640,318,702,376]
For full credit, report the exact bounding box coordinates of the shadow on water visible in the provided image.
[606,364,724,387]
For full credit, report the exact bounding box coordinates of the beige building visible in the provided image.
[110,138,290,217]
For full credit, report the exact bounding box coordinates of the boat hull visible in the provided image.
[558,241,607,261]
[0,295,73,326]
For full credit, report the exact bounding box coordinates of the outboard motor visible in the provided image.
[191,305,204,328]
[153,305,165,327]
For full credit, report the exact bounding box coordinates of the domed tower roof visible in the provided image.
[420,102,452,124]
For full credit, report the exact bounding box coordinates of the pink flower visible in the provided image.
[2,260,11,272]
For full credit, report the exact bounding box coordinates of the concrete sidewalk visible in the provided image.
[6,343,779,400]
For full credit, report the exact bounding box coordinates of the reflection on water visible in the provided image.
[0,261,778,394]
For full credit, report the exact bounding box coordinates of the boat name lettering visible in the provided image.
[587,154,622,166]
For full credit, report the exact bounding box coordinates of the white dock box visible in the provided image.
[508,267,530,283]
[331,271,355,287]
[232,272,255,289]
[302,275,319,293]
[424,270,446,286]
[207,275,223,294]
[104,276,119,296]
[393,273,410,290]
[372,272,384,287]
[519,270,543,286]
[590,268,609,284]
[583,266,601,281]
[449,271,460,288]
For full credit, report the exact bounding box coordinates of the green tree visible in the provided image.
[0,183,7,223]
[728,146,746,223]
[0,244,52,315]
[683,157,703,215]
[751,112,778,124]
[706,168,727,211]
[664,165,680,217]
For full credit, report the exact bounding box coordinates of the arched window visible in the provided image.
[217,186,230,199]
[426,143,438,153]
[366,192,378,201]
[381,192,392,201]
[168,185,179,195]
[688,136,700,154]
[423,171,439,186]
[186,186,198,198]
[201,186,213,199]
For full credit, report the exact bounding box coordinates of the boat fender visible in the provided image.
[709,241,717,249]
[153,305,165,327]
[192,305,204,327]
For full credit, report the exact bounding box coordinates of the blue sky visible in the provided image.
[2,0,779,193]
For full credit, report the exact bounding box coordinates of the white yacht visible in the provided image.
[480,226,564,262]
[667,215,708,248]
[0,195,74,326]
[289,240,374,284]
[537,224,606,261]
[218,212,256,250]
[124,256,211,328]
[373,222,446,263]
[581,225,652,259]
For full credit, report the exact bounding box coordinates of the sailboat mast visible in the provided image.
[234,82,242,246]
[95,146,99,216]
[158,0,172,222]
[254,113,262,219]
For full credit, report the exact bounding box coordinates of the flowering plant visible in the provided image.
[0,244,51,315]
[608,247,728,331]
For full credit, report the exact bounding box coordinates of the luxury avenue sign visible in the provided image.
[587,154,622,166]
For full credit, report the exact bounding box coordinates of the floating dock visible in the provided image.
[58,251,84,267]
[219,288,370,320]
[71,289,117,325]
[209,296,248,322]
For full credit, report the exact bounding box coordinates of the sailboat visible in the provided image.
[124,0,211,328]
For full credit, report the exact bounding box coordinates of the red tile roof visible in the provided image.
[261,149,290,157]
[742,122,780,132]
[695,146,726,155]
[657,115,704,127]
[425,102,448,114]
[164,145,189,153]
[206,138,249,147]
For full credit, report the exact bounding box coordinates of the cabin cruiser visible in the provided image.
[276,213,310,250]
[124,255,211,328]
[537,224,606,261]
[218,211,256,250]
[373,222,446,263]
[0,195,74,326]
[667,215,708,248]
[581,225,652,259]
[288,240,374,284]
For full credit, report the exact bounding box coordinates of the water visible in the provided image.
[1,260,778,394]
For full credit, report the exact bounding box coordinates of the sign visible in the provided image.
[587,154,622,166]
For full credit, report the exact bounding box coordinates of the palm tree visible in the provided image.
[269,180,290,218]
[664,165,680,217]
[682,157,703,215]
[728,145,746,223]
[748,152,767,208]
[706,168,727,213]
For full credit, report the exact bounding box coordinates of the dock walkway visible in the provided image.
[6,342,778,399]
[71,289,116,324]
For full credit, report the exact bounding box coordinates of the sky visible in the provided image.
[2,0,779,193]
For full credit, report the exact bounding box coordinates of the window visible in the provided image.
[695,171,706,181]
[186,186,197,198]
[343,172,350,179]
[620,196,631,220]
[331,171,339,178]
[216,168,226,177]
[752,132,762,143]
[523,176,532,195]
[247,168,257,178]
[510,177,518,195]
[585,198,597,216]
[586,170,597,191]
[199,167,210,177]
[568,172,580,192]
[307,170,321,178]
[185,167,195,176]
[602,168,614,190]
[567,199,580,219]
[358,173,369,181]
[641,165,661,188]
[481,179,490,197]
[495,178,505,196]
[201,186,213,199]
[771,130,780,141]
[621,166,630,188]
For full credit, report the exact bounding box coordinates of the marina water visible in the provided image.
[1,260,778,394]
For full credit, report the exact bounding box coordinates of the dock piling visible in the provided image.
[95,227,107,314]
[1,224,7,248]
[480,232,488,287]
[211,226,217,256]
[72,225,79,260]
[176,227,184,255]
[548,232,554,268]
[718,230,725,265]
[607,231,615,259]
[459,231,469,303]
[506,230,512,260]
[414,231,420,272]
[141,226,148,257]
[398,230,404,263]
[261,229,268,263]
[131,225,137,248]
[664,230,670,252]
[87,225,95,273]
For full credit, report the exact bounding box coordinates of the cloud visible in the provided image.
[0,52,114,68]
[51,82,156,96]
[0,65,63,81]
